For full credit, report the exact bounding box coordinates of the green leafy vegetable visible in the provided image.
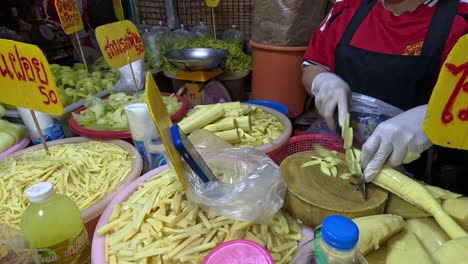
[158,38,251,74]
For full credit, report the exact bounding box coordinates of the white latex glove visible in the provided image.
[311,72,350,130]
[360,105,433,182]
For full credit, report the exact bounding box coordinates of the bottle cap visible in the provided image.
[321,215,359,251]
[202,239,274,264]
[25,182,55,203]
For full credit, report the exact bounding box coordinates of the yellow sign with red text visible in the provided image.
[423,34,468,150]
[145,71,187,189]
[0,40,63,116]
[55,0,84,34]
[95,20,144,69]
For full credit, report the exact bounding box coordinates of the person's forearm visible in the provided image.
[302,65,328,97]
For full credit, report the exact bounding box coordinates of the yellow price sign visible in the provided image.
[145,71,187,189]
[55,0,84,34]
[423,34,468,150]
[95,20,144,69]
[113,0,125,21]
[0,39,63,116]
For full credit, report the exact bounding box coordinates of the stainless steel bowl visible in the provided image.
[164,48,229,71]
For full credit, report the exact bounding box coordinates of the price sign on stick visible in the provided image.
[95,20,144,94]
[55,0,88,72]
[95,20,145,69]
[145,71,187,189]
[0,39,64,116]
[54,0,84,34]
[423,34,468,150]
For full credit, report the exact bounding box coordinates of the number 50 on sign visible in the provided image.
[0,39,63,116]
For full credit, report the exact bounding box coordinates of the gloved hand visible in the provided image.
[311,72,351,130]
[360,105,433,182]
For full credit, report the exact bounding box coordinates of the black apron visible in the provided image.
[333,0,468,194]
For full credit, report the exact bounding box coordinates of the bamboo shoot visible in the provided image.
[352,214,406,256]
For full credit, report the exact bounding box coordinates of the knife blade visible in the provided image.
[350,148,367,201]
[335,110,367,201]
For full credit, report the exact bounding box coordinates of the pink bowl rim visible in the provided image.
[91,165,169,264]
[0,135,30,160]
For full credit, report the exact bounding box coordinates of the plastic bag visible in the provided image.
[306,92,404,147]
[0,226,40,264]
[252,0,330,46]
[111,59,146,92]
[184,130,287,224]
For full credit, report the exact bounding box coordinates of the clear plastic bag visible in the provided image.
[183,130,287,224]
[306,93,404,147]
[111,58,146,92]
[0,226,40,264]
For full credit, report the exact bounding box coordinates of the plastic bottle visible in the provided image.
[291,215,367,264]
[20,182,91,264]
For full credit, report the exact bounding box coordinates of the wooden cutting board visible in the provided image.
[280,150,388,227]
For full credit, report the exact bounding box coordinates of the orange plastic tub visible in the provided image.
[250,40,307,118]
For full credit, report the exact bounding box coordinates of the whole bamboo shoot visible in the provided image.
[385,194,431,218]
[203,118,236,132]
[406,217,449,253]
[353,147,468,239]
[352,214,406,256]
[442,197,468,232]
[434,237,468,264]
[386,230,434,264]
[424,185,462,200]
[178,104,225,134]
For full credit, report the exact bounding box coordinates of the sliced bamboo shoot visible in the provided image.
[214,128,241,143]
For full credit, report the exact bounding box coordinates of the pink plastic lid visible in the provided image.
[202,239,275,264]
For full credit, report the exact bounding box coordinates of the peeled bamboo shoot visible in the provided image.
[406,217,449,253]
[442,197,468,232]
[360,159,468,238]
[178,104,225,134]
[434,237,468,264]
[424,185,462,200]
[352,214,406,256]
[385,194,431,219]
[214,129,241,143]
[386,230,434,264]
[203,118,236,132]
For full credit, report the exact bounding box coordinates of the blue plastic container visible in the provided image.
[243,100,289,116]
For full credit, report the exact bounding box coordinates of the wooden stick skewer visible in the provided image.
[129,61,140,96]
[75,32,88,72]
[29,110,49,154]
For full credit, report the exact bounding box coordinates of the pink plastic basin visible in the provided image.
[91,165,169,263]
[202,239,275,264]
[0,136,30,160]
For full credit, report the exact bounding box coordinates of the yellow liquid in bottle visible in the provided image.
[21,193,90,264]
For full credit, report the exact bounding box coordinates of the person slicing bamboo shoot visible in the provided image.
[302,0,468,194]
